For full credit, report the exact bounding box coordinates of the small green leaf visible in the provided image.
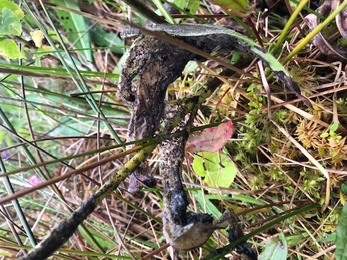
[316,233,336,243]
[331,123,339,132]
[320,132,329,138]
[231,51,240,64]
[192,190,224,219]
[174,0,200,14]
[175,0,187,9]
[247,83,258,91]
[336,203,347,260]
[259,232,288,260]
[187,0,200,14]
[0,7,22,36]
[192,151,237,188]
[0,38,24,59]
[286,233,309,246]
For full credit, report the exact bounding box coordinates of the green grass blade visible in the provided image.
[50,0,93,62]
[272,0,309,55]
[22,0,123,144]
[283,0,347,64]
[335,203,347,260]
[202,203,320,260]
[0,108,37,246]
[152,0,175,24]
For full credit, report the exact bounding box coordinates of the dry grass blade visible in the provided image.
[270,119,331,212]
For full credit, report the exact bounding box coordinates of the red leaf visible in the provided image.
[186,121,234,154]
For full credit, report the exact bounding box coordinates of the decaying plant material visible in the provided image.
[120,23,311,194]
[119,24,306,256]
[159,96,231,252]
[118,34,196,193]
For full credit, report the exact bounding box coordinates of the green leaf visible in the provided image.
[51,0,92,61]
[0,38,24,59]
[174,0,200,14]
[0,7,22,36]
[231,51,240,64]
[78,226,117,249]
[320,132,329,138]
[186,0,200,14]
[231,194,266,205]
[90,26,124,54]
[286,233,309,246]
[331,123,339,133]
[206,0,253,17]
[336,203,347,260]
[192,151,237,188]
[174,0,187,9]
[192,190,223,219]
[342,183,347,195]
[259,232,288,260]
[0,0,24,20]
[316,232,336,243]
[153,0,175,24]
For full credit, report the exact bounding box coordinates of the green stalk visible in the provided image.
[283,0,347,64]
[0,109,37,247]
[272,0,309,55]
[152,0,175,24]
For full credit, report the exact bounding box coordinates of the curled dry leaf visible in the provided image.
[332,0,347,39]
[186,121,234,154]
[305,0,347,61]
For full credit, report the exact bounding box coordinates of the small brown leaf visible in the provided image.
[305,2,347,62]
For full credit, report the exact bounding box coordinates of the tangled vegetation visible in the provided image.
[0,0,346,259]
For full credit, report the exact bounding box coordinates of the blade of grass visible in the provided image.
[202,202,320,260]
[22,0,123,145]
[0,91,128,127]
[152,0,175,24]
[0,109,37,247]
[0,62,118,79]
[270,119,330,212]
[0,158,37,247]
[272,0,309,55]
[50,0,93,62]
[283,0,347,64]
